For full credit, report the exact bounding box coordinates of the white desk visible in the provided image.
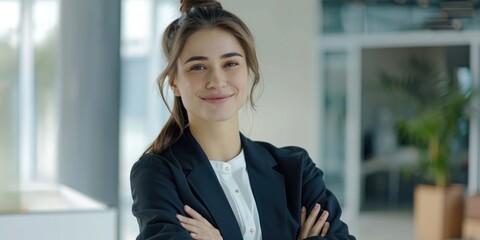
[0,184,117,240]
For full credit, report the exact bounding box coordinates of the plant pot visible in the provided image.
[463,218,480,238]
[463,194,480,238]
[464,194,480,219]
[414,184,464,240]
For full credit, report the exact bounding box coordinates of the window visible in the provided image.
[321,1,480,34]
[119,0,179,239]
[0,0,21,211]
[0,0,59,211]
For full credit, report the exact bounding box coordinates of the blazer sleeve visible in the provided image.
[130,154,191,240]
[297,148,356,240]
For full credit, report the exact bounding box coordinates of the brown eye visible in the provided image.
[191,65,206,71]
[225,61,239,68]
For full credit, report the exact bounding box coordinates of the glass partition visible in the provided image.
[361,46,471,209]
[0,0,59,212]
[321,51,347,206]
[33,0,59,183]
[119,0,179,239]
[0,0,20,212]
[321,1,480,34]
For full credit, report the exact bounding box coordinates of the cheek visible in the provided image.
[244,72,252,93]
[237,73,250,101]
[237,69,250,89]
[177,78,199,96]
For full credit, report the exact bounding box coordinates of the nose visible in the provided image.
[206,68,226,89]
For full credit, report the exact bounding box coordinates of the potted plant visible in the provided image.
[379,55,474,240]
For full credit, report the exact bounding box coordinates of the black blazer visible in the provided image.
[131,129,355,239]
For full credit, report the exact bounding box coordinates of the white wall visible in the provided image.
[222,0,321,163]
[58,0,120,207]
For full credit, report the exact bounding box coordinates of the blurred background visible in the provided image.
[1,0,480,239]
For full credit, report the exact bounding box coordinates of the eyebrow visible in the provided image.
[183,52,244,64]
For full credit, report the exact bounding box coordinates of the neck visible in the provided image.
[189,115,241,162]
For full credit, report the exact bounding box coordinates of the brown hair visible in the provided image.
[145,0,261,154]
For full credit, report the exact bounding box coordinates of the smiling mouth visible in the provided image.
[201,94,234,103]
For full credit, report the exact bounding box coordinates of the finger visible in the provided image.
[190,232,208,240]
[179,221,202,234]
[176,214,192,224]
[177,214,221,240]
[178,219,211,240]
[189,227,221,240]
[189,230,211,240]
[190,232,199,239]
[184,205,212,226]
[297,207,307,240]
[301,203,321,239]
[321,222,330,237]
[309,210,329,236]
[301,206,306,225]
[177,214,205,229]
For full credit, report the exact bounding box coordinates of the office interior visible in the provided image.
[1,0,480,239]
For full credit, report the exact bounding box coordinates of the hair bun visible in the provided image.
[180,0,222,13]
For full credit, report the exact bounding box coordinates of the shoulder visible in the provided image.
[130,150,182,184]
[242,136,313,168]
[132,152,174,172]
[251,139,310,160]
[244,138,324,185]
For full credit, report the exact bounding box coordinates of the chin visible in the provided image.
[207,114,235,123]
[201,109,239,122]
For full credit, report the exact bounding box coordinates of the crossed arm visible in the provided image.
[131,152,354,239]
[176,204,331,240]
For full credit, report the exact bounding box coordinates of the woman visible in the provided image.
[130,0,355,239]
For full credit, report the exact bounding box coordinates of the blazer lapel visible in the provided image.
[241,135,288,239]
[172,129,243,240]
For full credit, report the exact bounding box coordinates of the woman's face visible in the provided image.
[173,29,249,124]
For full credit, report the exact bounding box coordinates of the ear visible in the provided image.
[170,80,181,97]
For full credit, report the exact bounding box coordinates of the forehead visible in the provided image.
[179,29,245,60]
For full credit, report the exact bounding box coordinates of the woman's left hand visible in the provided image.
[176,205,223,240]
[298,203,330,240]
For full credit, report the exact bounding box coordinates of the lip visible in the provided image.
[201,94,234,104]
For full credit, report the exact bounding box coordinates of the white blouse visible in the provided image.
[210,150,262,240]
